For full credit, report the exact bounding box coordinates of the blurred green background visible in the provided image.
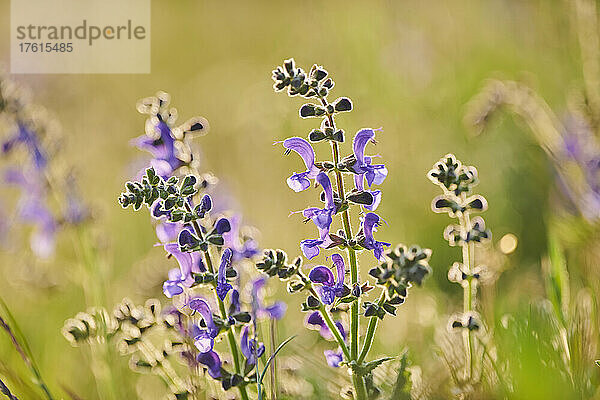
[0,0,594,398]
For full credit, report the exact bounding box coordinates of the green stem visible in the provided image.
[460,209,475,380]
[185,205,249,400]
[319,93,366,400]
[0,302,54,400]
[357,291,386,364]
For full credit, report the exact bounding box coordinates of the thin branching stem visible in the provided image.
[184,203,250,400]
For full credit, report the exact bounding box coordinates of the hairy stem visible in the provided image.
[184,203,249,400]
[357,290,386,364]
[318,92,366,400]
[460,209,475,380]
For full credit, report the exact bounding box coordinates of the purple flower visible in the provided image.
[222,215,260,261]
[361,212,390,261]
[250,276,287,320]
[131,120,183,177]
[2,123,47,170]
[354,173,382,211]
[156,221,183,243]
[240,326,265,366]
[283,137,320,192]
[324,349,344,368]
[305,311,346,341]
[162,239,205,298]
[351,129,388,187]
[304,311,346,368]
[197,351,222,378]
[308,254,346,305]
[299,172,336,259]
[5,169,57,258]
[216,248,234,300]
[188,297,219,353]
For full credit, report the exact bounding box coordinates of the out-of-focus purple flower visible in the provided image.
[156,221,183,243]
[5,169,57,258]
[324,349,344,367]
[361,212,390,261]
[240,326,265,366]
[283,137,320,192]
[304,311,347,368]
[308,254,346,305]
[188,297,219,353]
[2,123,47,170]
[197,350,222,378]
[350,129,388,187]
[250,276,287,320]
[216,248,233,300]
[222,215,260,261]
[299,172,336,259]
[230,289,241,314]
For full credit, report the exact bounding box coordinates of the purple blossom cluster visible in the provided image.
[119,92,285,398]
[266,58,432,400]
[0,76,87,259]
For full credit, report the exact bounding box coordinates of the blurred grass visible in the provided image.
[0,0,592,398]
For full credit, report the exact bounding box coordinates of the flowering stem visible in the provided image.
[185,204,249,400]
[319,90,366,399]
[459,209,475,380]
[357,290,386,364]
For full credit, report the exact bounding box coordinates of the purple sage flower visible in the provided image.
[162,239,205,298]
[361,212,390,261]
[216,248,234,300]
[188,297,219,353]
[351,129,388,187]
[283,137,320,192]
[240,326,265,366]
[299,172,336,259]
[308,253,346,305]
[197,351,222,378]
[250,276,287,320]
[304,311,347,368]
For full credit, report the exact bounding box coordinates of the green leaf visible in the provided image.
[390,351,412,400]
[544,232,569,327]
[258,335,297,384]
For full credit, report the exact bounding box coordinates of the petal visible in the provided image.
[309,266,335,285]
[324,349,343,367]
[188,297,216,335]
[352,129,375,166]
[265,302,287,320]
[330,253,346,291]
[164,242,193,278]
[217,248,234,300]
[319,286,336,305]
[364,190,382,211]
[301,239,322,259]
[194,331,214,353]
[197,351,222,379]
[163,281,183,298]
[240,325,251,360]
[316,172,334,209]
[283,137,316,171]
[287,172,311,192]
